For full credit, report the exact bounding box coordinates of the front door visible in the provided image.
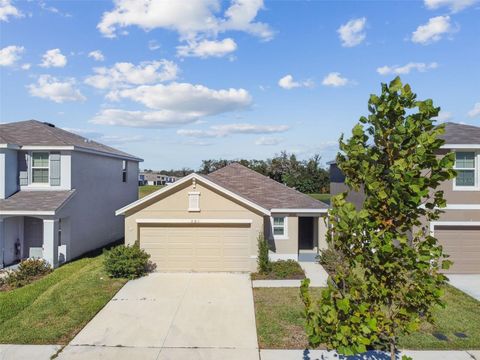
[299,217,314,250]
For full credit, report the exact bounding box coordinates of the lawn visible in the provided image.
[0,253,126,344]
[308,193,331,205]
[139,185,164,198]
[253,286,480,350]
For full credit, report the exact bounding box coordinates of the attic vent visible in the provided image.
[188,191,200,212]
[43,122,56,127]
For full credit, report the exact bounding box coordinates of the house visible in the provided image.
[0,120,142,268]
[329,122,480,274]
[139,172,181,186]
[116,163,329,272]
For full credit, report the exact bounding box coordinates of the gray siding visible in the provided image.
[0,149,19,199]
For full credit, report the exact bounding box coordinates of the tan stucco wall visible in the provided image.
[124,179,264,271]
[317,216,328,250]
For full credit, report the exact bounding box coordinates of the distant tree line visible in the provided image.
[142,151,330,194]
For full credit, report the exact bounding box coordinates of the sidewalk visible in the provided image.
[252,261,328,288]
[0,344,61,360]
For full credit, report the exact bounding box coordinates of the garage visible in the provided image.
[435,225,480,274]
[139,223,252,272]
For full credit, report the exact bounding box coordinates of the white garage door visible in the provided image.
[139,225,251,272]
[436,226,480,274]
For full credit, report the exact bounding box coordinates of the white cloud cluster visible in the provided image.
[28,75,86,103]
[278,74,314,90]
[40,48,67,68]
[85,60,178,91]
[377,62,438,75]
[424,0,477,12]
[255,136,283,145]
[64,127,145,146]
[411,16,454,44]
[97,0,273,58]
[468,102,480,118]
[337,17,366,47]
[0,45,24,66]
[0,0,23,22]
[177,123,289,138]
[177,38,237,58]
[88,50,105,61]
[322,72,350,87]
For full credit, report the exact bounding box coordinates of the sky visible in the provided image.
[1,0,479,170]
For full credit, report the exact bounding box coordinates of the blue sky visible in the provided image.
[1,0,479,170]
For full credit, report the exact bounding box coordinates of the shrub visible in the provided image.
[317,247,348,277]
[103,244,154,279]
[257,232,271,274]
[271,260,304,279]
[0,259,52,290]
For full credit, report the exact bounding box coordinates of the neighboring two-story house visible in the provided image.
[139,172,181,186]
[329,122,480,274]
[0,120,142,268]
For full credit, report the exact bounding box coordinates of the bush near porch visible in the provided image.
[0,252,126,344]
[0,259,52,291]
[251,260,305,280]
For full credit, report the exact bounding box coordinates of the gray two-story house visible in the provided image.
[0,120,142,268]
[329,122,480,274]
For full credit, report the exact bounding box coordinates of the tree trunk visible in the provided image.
[390,340,396,360]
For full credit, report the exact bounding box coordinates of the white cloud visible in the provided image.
[178,123,289,138]
[38,1,71,17]
[0,45,24,66]
[377,62,438,75]
[85,60,178,90]
[148,40,161,50]
[177,38,237,58]
[278,74,314,90]
[424,0,477,12]
[40,48,67,68]
[435,111,453,122]
[337,17,366,47]
[91,109,200,128]
[467,102,480,118]
[64,127,145,146]
[322,72,350,87]
[88,50,105,61]
[411,16,454,44]
[21,63,31,70]
[28,75,86,103]
[0,0,23,22]
[255,136,283,145]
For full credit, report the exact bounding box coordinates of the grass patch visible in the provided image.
[139,185,164,198]
[253,286,480,350]
[0,253,126,344]
[251,260,305,280]
[308,193,330,205]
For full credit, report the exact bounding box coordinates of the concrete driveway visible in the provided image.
[58,273,259,360]
[448,274,480,301]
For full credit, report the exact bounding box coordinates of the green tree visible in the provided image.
[300,77,456,360]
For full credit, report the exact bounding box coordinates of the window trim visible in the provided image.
[453,151,479,191]
[271,215,288,240]
[30,151,50,185]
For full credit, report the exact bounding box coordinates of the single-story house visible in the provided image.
[116,163,329,272]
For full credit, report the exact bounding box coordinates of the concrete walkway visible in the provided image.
[448,274,480,301]
[252,261,328,288]
[0,344,61,360]
[57,272,258,359]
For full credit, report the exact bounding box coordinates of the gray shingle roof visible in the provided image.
[440,122,480,144]
[0,120,141,161]
[0,190,75,213]
[206,163,329,210]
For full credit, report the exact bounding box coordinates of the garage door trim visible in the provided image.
[136,218,253,225]
[430,221,480,234]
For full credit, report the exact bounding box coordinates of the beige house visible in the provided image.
[117,163,329,272]
[329,122,480,274]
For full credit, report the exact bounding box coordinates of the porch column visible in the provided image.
[43,219,59,268]
[0,218,4,269]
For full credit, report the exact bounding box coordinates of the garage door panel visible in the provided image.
[436,226,480,274]
[139,225,251,272]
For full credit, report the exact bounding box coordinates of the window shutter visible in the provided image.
[50,153,61,186]
[19,153,29,186]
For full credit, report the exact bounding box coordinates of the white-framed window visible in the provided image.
[454,151,478,190]
[188,191,200,212]
[31,152,49,183]
[122,160,127,182]
[272,216,288,239]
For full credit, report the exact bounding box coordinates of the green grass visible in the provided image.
[139,185,164,198]
[253,286,480,350]
[251,260,305,280]
[308,193,331,205]
[0,253,126,344]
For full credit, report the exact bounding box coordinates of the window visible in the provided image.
[272,216,287,238]
[122,160,127,182]
[188,192,200,212]
[454,152,477,189]
[31,152,49,183]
